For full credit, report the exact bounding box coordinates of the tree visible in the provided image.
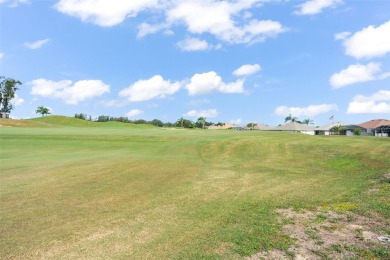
[75,113,87,120]
[176,117,184,128]
[285,114,298,124]
[196,117,206,129]
[151,119,164,127]
[330,125,346,135]
[35,106,51,117]
[247,123,256,130]
[353,128,361,136]
[0,76,22,118]
[175,118,194,128]
[302,118,314,125]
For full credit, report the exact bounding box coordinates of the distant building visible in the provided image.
[316,122,367,136]
[207,123,236,130]
[252,123,273,131]
[271,122,316,135]
[358,119,390,136]
[315,122,348,135]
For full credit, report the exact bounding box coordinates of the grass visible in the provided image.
[0,117,389,259]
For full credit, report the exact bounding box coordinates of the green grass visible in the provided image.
[1,117,389,259]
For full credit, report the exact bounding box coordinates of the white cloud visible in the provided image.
[294,0,343,15]
[25,39,50,50]
[0,53,3,59]
[137,22,170,38]
[186,71,244,95]
[55,0,285,45]
[119,75,181,102]
[55,0,158,27]
[233,64,261,76]
[334,31,351,40]
[185,109,218,118]
[177,38,209,51]
[347,90,390,114]
[0,0,29,7]
[29,78,110,104]
[167,1,285,44]
[274,104,338,117]
[11,94,24,106]
[125,109,144,118]
[330,62,390,88]
[340,20,390,59]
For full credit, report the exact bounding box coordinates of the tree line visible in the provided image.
[74,113,225,129]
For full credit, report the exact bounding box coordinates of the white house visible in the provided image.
[271,122,316,135]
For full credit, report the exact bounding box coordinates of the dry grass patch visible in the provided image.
[250,207,389,259]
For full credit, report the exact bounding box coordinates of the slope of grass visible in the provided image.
[29,115,155,128]
[0,126,389,259]
[0,118,47,127]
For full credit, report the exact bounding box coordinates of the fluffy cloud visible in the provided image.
[233,64,261,76]
[0,53,3,59]
[125,109,143,118]
[11,94,24,106]
[55,0,158,27]
[294,0,343,15]
[347,90,390,114]
[186,71,244,95]
[177,38,209,51]
[55,0,285,45]
[339,20,390,59]
[330,62,390,88]
[24,39,50,50]
[167,1,285,44]
[274,104,338,117]
[185,109,218,118]
[119,75,181,102]
[29,78,110,104]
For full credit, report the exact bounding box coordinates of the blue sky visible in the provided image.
[1,0,389,126]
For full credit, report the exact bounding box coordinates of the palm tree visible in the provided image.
[35,106,51,117]
[285,114,298,124]
[176,117,184,128]
[196,117,206,129]
[302,118,314,125]
[330,125,346,135]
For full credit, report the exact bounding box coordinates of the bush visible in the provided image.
[354,128,361,136]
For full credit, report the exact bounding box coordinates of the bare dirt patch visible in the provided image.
[249,208,389,259]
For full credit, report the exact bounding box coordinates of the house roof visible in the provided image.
[317,122,349,131]
[358,119,390,129]
[253,123,273,130]
[272,122,316,131]
[207,123,236,130]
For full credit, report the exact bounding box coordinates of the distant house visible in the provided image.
[316,122,367,136]
[342,125,367,136]
[375,125,390,137]
[252,123,273,131]
[271,122,316,135]
[243,123,273,131]
[358,119,390,136]
[207,123,236,130]
[315,122,348,135]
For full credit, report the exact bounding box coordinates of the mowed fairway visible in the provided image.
[1,117,389,259]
